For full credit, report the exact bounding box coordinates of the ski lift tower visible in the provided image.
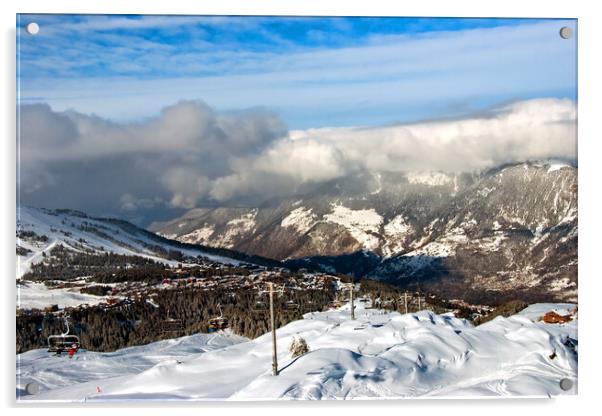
[340,283,356,320]
[268,282,278,376]
[251,282,279,376]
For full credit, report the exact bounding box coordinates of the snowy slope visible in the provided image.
[16,332,247,398]
[322,204,384,251]
[18,302,577,401]
[17,281,107,310]
[16,206,253,280]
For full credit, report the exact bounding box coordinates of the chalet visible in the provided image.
[44,304,59,313]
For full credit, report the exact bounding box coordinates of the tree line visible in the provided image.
[22,245,166,281]
[16,284,335,353]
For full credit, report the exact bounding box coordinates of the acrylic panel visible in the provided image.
[16,15,578,401]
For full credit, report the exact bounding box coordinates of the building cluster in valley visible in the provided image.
[19,256,496,325]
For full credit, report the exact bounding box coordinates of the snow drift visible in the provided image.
[17,302,577,401]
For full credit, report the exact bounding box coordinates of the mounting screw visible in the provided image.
[25,22,39,35]
[559,26,572,39]
[25,382,40,395]
[559,378,573,391]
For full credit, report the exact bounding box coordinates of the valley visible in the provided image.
[151,162,578,303]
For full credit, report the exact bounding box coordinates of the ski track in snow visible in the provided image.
[16,332,247,399]
[17,206,241,278]
[17,281,107,310]
[16,207,245,310]
[17,302,577,402]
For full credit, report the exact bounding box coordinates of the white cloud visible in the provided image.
[309,98,576,171]
[160,168,212,209]
[119,194,162,212]
[209,98,576,200]
[19,98,577,212]
[19,100,286,210]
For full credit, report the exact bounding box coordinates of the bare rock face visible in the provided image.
[150,163,577,304]
[371,163,577,304]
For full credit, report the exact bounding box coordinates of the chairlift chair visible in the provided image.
[208,304,229,332]
[251,285,271,315]
[251,299,269,314]
[47,316,80,354]
[161,309,184,334]
[48,335,80,354]
[161,319,184,333]
[278,284,300,311]
[283,299,299,311]
[326,300,342,310]
[302,300,317,313]
[208,317,229,331]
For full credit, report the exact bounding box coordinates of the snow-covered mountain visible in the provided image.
[17,301,577,401]
[151,162,577,303]
[150,169,472,259]
[16,206,280,280]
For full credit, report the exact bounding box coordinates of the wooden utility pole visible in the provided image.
[350,284,355,320]
[404,292,408,314]
[268,282,278,376]
[418,294,421,311]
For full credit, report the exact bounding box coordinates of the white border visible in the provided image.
[3,0,587,18]
[2,1,601,415]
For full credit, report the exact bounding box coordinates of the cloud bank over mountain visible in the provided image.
[19,98,576,224]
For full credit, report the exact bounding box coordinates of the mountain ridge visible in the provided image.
[151,162,577,303]
[16,206,282,280]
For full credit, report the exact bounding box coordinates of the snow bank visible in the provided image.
[17,281,106,310]
[548,163,571,173]
[323,204,383,251]
[214,210,258,248]
[16,332,247,399]
[18,302,577,401]
[407,172,453,186]
[281,207,318,234]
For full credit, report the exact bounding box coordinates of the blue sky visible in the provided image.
[16,15,578,224]
[17,15,577,129]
